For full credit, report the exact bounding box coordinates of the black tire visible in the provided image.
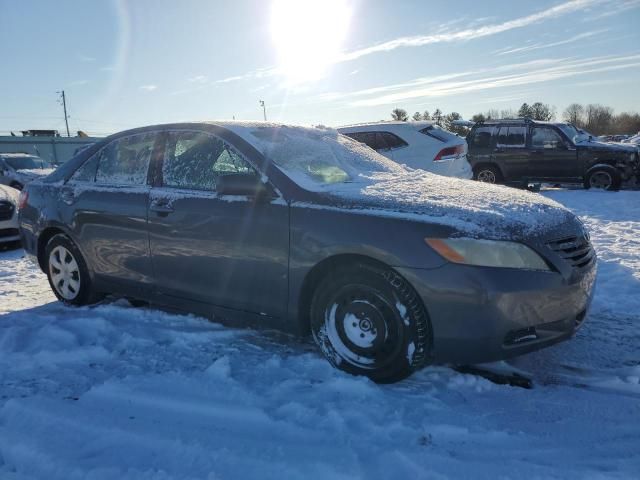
[583,166,621,191]
[310,263,432,383]
[473,165,502,184]
[9,182,23,191]
[44,233,102,306]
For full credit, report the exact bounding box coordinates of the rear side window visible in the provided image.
[95,133,157,185]
[379,132,408,150]
[70,154,99,182]
[532,127,565,149]
[162,131,256,191]
[497,126,526,148]
[470,126,494,148]
[343,131,407,151]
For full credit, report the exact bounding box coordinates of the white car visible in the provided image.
[337,121,472,179]
[0,153,55,190]
[0,184,20,244]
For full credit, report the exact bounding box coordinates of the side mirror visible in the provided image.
[216,173,274,199]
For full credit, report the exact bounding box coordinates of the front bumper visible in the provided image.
[396,260,597,364]
[0,213,20,244]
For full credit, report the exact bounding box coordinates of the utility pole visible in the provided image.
[58,90,71,137]
[259,100,267,121]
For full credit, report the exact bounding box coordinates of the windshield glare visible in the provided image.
[247,127,404,190]
[4,156,51,170]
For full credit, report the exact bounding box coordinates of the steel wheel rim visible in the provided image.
[49,246,81,300]
[323,286,403,370]
[589,171,613,190]
[477,169,496,183]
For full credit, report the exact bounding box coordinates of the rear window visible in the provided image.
[419,125,448,142]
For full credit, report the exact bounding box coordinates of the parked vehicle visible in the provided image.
[0,184,20,244]
[338,121,472,179]
[0,153,55,190]
[19,122,596,383]
[467,119,639,190]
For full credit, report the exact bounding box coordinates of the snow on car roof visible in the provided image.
[336,120,435,130]
[0,153,40,158]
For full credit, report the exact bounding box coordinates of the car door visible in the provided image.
[147,129,289,319]
[528,126,580,180]
[492,125,531,181]
[61,131,160,293]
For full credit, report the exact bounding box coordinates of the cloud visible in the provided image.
[139,84,158,91]
[188,75,208,83]
[496,30,608,55]
[68,80,89,87]
[337,0,601,62]
[78,54,96,62]
[345,53,640,107]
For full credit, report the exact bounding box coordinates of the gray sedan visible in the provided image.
[18,122,596,383]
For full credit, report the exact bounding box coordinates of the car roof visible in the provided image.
[0,153,40,158]
[337,121,434,131]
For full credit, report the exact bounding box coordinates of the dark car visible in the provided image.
[18,122,597,383]
[467,119,639,190]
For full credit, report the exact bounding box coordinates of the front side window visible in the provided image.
[162,131,256,191]
[532,127,565,149]
[95,133,157,185]
[497,126,526,148]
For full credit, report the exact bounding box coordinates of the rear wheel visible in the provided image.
[473,165,502,184]
[584,166,621,191]
[45,234,102,306]
[310,263,431,383]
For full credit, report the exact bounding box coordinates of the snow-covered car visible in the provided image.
[0,153,56,190]
[338,121,472,179]
[0,184,20,244]
[19,122,596,383]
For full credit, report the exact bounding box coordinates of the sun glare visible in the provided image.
[270,0,352,85]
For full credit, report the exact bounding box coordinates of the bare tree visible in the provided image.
[422,110,431,120]
[391,108,408,121]
[412,111,422,121]
[585,104,613,135]
[529,102,555,121]
[563,103,585,126]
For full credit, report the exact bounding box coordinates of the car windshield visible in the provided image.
[235,125,406,191]
[4,156,51,170]
[556,124,592,144]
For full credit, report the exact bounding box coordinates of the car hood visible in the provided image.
[0,184,19,204]
[319,171,578,240]
[575,139,638,153]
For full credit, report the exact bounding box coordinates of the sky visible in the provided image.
[0,0,639,136]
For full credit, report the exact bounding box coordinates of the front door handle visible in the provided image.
[150,200,174,215]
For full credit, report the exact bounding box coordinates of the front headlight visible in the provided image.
[425,238,550,271]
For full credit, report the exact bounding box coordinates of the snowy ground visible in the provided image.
[0,190,639,479]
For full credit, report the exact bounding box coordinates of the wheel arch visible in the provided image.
[473,162,503,178]
[296,253,409,336]
[37,224,75,272]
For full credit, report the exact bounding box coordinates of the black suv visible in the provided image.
[467,119,639,190]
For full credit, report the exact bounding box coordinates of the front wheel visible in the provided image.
[310,263,432,383]
[584,166,621,191]
[44,234,102,306]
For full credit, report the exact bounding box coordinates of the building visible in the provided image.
[0,130,100,165]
